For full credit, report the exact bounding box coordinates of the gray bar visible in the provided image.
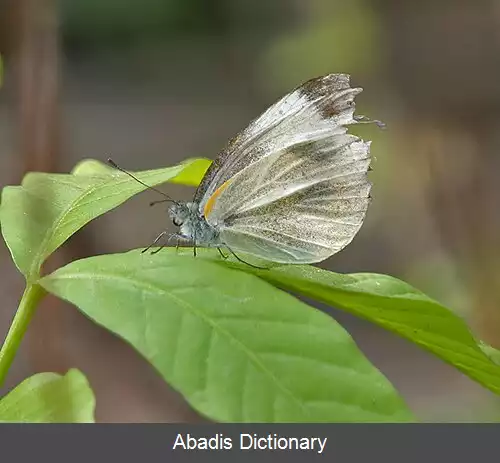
[0,425,497,463]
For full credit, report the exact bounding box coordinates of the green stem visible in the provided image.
[0,284,45,387]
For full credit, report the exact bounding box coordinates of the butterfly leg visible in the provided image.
[192,230,197,257]
[224,245,268,270]
[152,232,183,254]
[217,247,228,260]
[151,243,166,255]
[144,232,180,255]
[142,231,167,254]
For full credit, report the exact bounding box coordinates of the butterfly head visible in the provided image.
[169,201,219,246]
[168,202,195,228]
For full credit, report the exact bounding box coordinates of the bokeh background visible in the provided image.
[1,0,500,422]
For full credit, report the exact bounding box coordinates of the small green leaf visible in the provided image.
[40,249,413,423]
[0,158,210,281]
[71,158,117,176]
[242,264,500,395]
[0,369,95,423]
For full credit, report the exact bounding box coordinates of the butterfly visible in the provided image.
[111,74,382,267]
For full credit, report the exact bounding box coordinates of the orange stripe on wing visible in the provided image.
[203,180,231,218]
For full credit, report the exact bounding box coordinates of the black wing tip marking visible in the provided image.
[299,74,386,130]
[301,73,352,88]
[296,73,363,121]
[300,73,358,95]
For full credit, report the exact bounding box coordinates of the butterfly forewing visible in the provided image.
[194,74,361,212]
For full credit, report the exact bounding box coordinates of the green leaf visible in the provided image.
[71,158,118,176]
[241,263,500,395]
[0,158,210,281]
[0,369,95,423]
[39,249,414,423]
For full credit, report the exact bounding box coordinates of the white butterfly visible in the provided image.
[166,74,381,265]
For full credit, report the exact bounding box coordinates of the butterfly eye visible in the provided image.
[172,217,183,227]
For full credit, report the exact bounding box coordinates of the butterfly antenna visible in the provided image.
[107,158,179,204]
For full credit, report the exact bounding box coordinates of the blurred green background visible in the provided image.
[1,0,500,422]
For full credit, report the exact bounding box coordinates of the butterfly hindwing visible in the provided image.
[208,136,371,263]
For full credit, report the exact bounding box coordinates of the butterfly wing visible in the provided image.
[194,73,364,211]
[199,73,374,263]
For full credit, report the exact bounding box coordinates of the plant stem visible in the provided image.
[0,284,45,387]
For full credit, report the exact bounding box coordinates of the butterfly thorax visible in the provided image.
[168,201,220,246]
